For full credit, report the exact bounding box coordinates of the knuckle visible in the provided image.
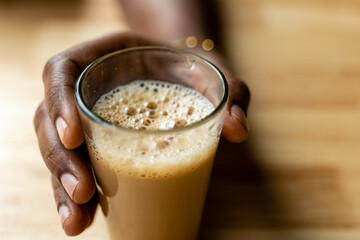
[43,55,66,121]
[227,76,251,113]
[51,176,62,194]
[43,53,65,82]
[45,85,61,121]
[43,54,75,122]
[51,176,68,206]
[43,144,65,179]
[238,79,250,99]
[33,101,47,133]
[229,76,250,98]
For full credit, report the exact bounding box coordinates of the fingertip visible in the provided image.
[59,204,70,230]
[222,104,249,143]
[63,128,84,149]
[63,122,84,149]
[56,117,84,149]
[73,177,96,205]
[53,175,94,237]
[60,173,79,201]
[61,204,90,236]
[55,117,67,144]
[60,173,96,205]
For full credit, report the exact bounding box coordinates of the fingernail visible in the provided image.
[61,173,79,201]
[56,117,67,144]
[231,104,249,131]
[59,204,70,229]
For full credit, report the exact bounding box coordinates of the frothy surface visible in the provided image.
[88,80,219,178]
[93,80,214,130]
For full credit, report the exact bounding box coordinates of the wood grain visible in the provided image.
[1,0,360,239]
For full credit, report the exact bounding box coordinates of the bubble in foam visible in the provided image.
[125,107,137,116]
[146,101,157,109]
[147,110,159,119]
[120,98,128,104]
[162,96,169,103]
[187,107,195,115]
[173,119,186,128]
[142,119,151,126]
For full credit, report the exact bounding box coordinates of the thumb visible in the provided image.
[222,104,249,143]
[221,73,250,143]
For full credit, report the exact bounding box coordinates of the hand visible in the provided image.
[33,32,250,236]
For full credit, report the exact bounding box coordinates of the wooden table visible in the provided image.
[1,0,360,239]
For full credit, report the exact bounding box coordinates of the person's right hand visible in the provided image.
[33,32,250,236]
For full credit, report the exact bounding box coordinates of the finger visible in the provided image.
[43,32,159,149]
[34,102,95,204]
[221,74,250,143]
[52,176,97,236]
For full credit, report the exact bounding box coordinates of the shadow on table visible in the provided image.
[198,137,301,240]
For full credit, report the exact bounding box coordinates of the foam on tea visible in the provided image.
[89,80,217,178]
[92,80,214,130]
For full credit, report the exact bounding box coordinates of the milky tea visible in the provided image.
[87,80,223,240]
[75,47,228,240]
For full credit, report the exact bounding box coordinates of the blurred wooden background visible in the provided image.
[1,0,360,239]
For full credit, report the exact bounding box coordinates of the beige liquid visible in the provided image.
[88,81,219,240]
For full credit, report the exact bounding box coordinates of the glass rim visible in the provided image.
[75,46,229,134]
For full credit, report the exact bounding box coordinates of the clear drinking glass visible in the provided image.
[75,46,228,240]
